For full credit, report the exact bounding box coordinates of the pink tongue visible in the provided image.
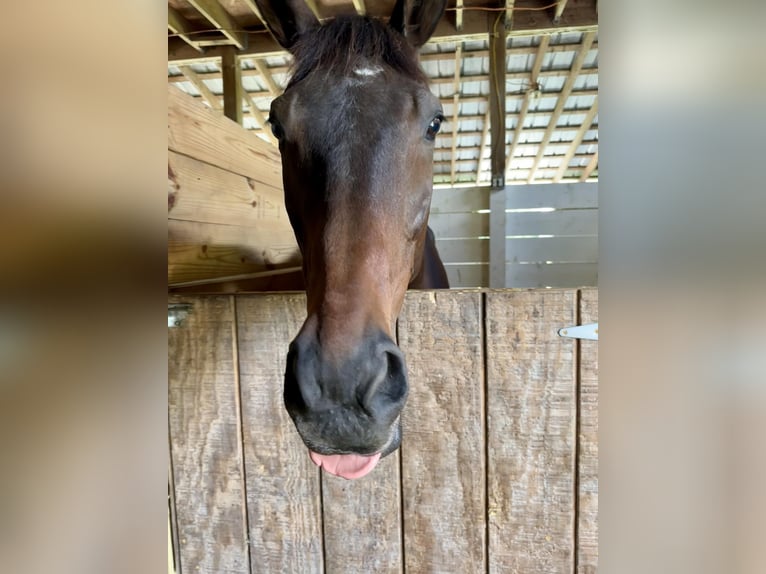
[309,451,382,479]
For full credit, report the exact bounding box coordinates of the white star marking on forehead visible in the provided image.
[353,66,383,77]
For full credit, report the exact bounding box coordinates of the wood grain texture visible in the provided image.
[398,291,486,573]
[168,151,289,229]
[235,294,324,574]
[321,453,402,574]
[168,296,249,574]
[168,84,283,189]
[486,289,577,574]
[577,288,598,574]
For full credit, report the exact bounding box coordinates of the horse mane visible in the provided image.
[288,16,427,88]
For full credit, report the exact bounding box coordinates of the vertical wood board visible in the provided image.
[486,290,577,573]
[577,288,598,574]
[235,294,324,574]
[398,291,486,573]
[321,453,403,574]
[168,296,250,574]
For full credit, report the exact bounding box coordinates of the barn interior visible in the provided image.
[168,3,599,573]
[168,0,598,292]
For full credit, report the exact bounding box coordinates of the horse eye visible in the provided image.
[426,115,443,140]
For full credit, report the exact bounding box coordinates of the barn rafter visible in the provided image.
[168,1,598,185]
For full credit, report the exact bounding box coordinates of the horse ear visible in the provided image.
[254,0,319,51]
[389,0,447,48]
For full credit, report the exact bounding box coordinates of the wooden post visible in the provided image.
[488,14,506,189]
[221,46,242,125]
[489,12,506,287]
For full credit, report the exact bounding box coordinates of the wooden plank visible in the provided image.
[428,212,489,239]
[168,296,249,574]
[489,188,506,288]
[444,264,487,287]
[168,151,289,228]
[506,209,598,237]
[351,0,366,16]
[579,152,598,182]
[506,236,597,264]
[505,183,597,210]
[235,294,324,574]
[168,6,203,52]
[577,288,598,573]
[435,238,488,263]
[187,0,246,49]
[168,84,283,189]
[553,99,598,183]
[253,59,281,95]
[476,107,491,183]
[489,19,506,187]
[168,242,297,285]
[168,219,298,260]
[179,66,222,111]
[169,8,598,63]
[222,47,243,124]
[449,43,463,184]
[506,262,597,288]
[430,187,489,214]
[321,454,402,574]
[486,290,577,573]
[398,291,486,573]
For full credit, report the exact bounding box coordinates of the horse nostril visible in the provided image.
[284,340,321,411]
[362,342,409,415]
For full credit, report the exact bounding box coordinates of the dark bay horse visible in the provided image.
[255,0,449,479]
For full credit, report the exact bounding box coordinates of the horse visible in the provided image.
[254,0,449,479]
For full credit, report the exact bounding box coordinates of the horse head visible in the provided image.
[255,0,448,479]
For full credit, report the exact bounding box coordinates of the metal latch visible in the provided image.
[558,322,598,340]
[168,303,192,328]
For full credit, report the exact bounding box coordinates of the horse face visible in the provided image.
[255,0,447,479]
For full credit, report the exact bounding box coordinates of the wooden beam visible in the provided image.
[505,35,550,177]
[241,91,277,145]
[179,66,222,111]
[168,7,204,53]
[475,107,491,184]
[252,59,281,95]
[450,44,463,185]
[239,0,264,23]
[221,47,243,124]
[169,64,598,90]
[488,14,506,189]
[527,31,596,183]
[435,152,595,169]
[579,151,599,181]
[456,0,464,31]
[303,0,322,21]
[554,0,570,24]
[505,1,516,29]
[169,7,599,63]
[552,98,598,182]
[351,0,366,16]
[429,64,598,86]
[186,0,246,49]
